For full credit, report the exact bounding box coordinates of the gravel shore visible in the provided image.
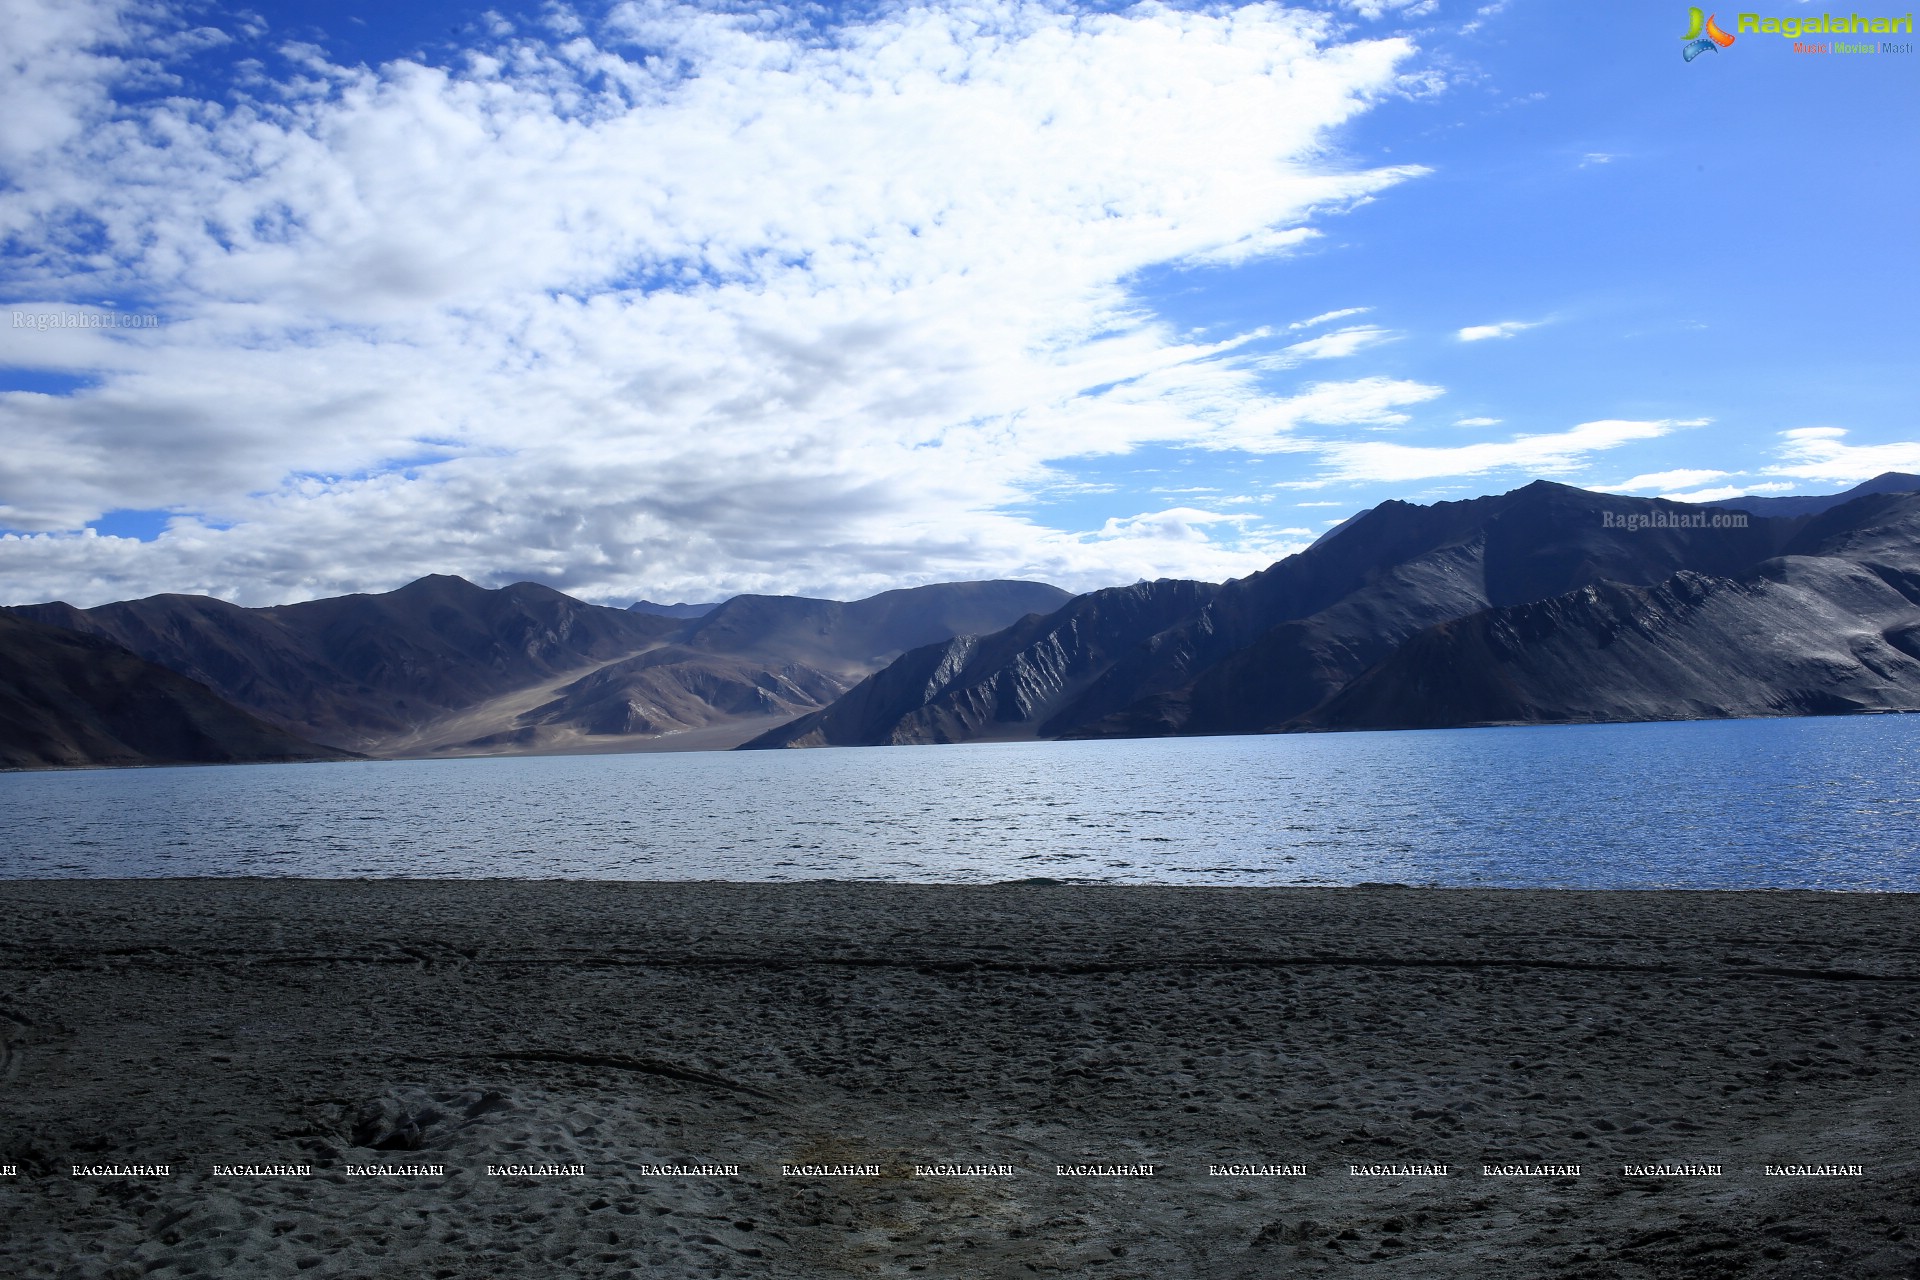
[2,880,1916,1278]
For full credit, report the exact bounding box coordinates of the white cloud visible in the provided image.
[1080,506,1313,579]
[1579,152,1617,167]
[1457,319,1541,342]
[1662,483,1794,504]
[1613,469,1731,492]
[1095,506,1253,541]
[1266,324,1397,364]
[0,0,129,169]
[1199,376,1446,454]
[1766,427,1920,486]
[1314,418,1677,484]
[1453,415,1501,427]
[1337,0,1440,19]
[1460,1,1510,33]
[1288,306,1371,331]
[0,0,1430,604]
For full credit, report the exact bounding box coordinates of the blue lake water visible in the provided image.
[2,715,1917,888]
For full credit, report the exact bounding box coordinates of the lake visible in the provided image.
[3,715,1917,888]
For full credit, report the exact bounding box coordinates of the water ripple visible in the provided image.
[2,716,1917,888]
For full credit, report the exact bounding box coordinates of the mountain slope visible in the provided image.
[743,579,1219,747]
[0,611,352,769]
[747,481,1821,748]
[1062,480,1804,739]
[1296,491,1920,731]
[1300,559,1920,730]
[675,580,1074,669]
[438,579,1075,753]
[13,576,678,752]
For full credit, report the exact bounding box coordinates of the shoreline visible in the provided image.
[6,875,1918,895]
[4,704,1917,773]
[3,881,1916,1277]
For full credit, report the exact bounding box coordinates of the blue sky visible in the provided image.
[1,0,1915,606]
[1033,0,1920,530]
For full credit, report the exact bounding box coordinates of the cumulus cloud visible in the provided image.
[0,0,1435,606]
[1456,319,1541,342]
[1314,418,1677,484]
[1766,427,1920,486]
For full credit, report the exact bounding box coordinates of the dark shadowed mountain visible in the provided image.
[745,475,1920,748]
[1301,491,1920,731]
[15,576,679,753]
[1060,480,1802,740]
[0,611,353,769]
[12,576,1071,760]
[628,600,724,619]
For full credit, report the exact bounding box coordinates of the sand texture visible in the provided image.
[1,881,1916,1278]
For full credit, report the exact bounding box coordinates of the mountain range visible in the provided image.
[4,473,1917,769]
[745,473,1920,747]
[2,578,1069,767]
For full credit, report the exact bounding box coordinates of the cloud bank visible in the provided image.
[0,0,1454,605]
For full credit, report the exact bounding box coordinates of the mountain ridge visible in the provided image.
[11,474,1919,769]
[1294,490,1920,732]
[10,577,1071,762]
[745,474,1920,749]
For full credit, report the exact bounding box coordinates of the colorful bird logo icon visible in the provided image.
[1683,7,1736,59]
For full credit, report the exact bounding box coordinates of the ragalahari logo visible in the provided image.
[1683,7,1738,58]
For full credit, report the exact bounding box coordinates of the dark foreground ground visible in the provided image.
[1,881,1916,1279]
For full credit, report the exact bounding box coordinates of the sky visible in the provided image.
[0,0,1915,608]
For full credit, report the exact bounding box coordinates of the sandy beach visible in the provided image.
[1,880,1915,1278]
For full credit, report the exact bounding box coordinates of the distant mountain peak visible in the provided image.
[392,572,483,593]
